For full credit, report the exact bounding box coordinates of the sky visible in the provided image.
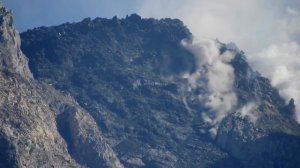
[3,0,142,32]
[3,0,300,121]
[3,0,299,53]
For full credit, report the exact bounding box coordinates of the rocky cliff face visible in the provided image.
[215,51,300,168]
[19,13,300,168]
[0,6,123,168]
[0,3,299,168]
[0,7,32,79]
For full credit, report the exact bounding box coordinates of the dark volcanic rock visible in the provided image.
[0,4,296,168]
[20,15,239,167]
[19,13,300,168]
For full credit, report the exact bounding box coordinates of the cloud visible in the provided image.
[140,0,300,123]
[236,102,259,124]
[5,0,300,122]
[248,6,300,122]
[139,0,293,53]
[182,38,237,136]
[140,0,299,51]
[250,42,300,122]
[280,7,300,42]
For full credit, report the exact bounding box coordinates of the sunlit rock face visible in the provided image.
[0,3,298,167]
[0,6,32,79]
[0,6,123,168]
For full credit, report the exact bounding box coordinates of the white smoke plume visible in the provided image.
[182,38,237,136]
[6,0,300,121]
[236,102,259,124]
[139,0,300,122]
[250,42,300,122]
[248,7,300,122]
[139,0,296,53]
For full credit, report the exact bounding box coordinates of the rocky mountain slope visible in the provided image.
[0,3,299,167]
[19,13,300,168]
[0,6,122,168]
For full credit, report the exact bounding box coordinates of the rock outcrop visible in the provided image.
[20,13,300,168]
[0,3,299,168]
[0,6,32,79]
[0,5,123,168]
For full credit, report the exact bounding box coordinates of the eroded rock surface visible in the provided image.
[21,13,300,168]
[0,5,122,168]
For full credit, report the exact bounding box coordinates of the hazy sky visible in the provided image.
[3,0,142,32]
[3,0,299,52]
[3,0,300,121]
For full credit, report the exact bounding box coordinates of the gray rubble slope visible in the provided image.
[20,13,300,168]
[0,6,122,168]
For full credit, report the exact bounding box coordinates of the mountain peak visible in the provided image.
[289,98,295,107]
[126,13,142,21]
[0,6,32,79]
[226,42,240,52]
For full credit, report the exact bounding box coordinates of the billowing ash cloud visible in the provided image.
[248,7,300,122]
[250,42,300,122]
[182,38,237,137]
[139,0,299,53]
[140,0,300,123]
[236,102,260,124]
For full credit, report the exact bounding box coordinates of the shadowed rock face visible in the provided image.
[0,3,299,167]
[19,13,300,168]
[20,15,236,168]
